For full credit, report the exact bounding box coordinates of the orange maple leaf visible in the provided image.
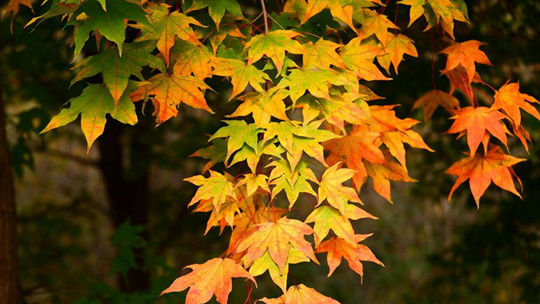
[6,0,33,32]
[316,234,384,279]
[161,258,255,304]
[441,65,483,102]
[493,82,540,126]
[324,126,384,189]
[440,40,492,83]
[258,284,341,304]
[412,89,460,122]
[446,106,508,157]
[364,150,415,203]
[446,146,524,207]
[130,73,213,124]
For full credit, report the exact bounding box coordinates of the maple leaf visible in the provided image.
[194,198,240,234]
[185,0,243,29]
[301,0,356,31]
[493,82,540,127]
[377,33,418,74]
[6,0,33,32]
[213,58,270,100]
[235,217,318,273]
[229,138,285,173]
[440,40,492,83]
[318,163,362,213]
[306,205,356,246]
[137,3,203,66]
[69,0,149,58]
[237,174,270,197]
[129,73,212,124]
[446,106,508,157]
[71,41,165,103]
[446,146,524,207]
[161,258,255,304]
[227,205,288,256]
[268,159,317,207]
[185,171,237,213]
[425,0,468,37]
[258,284,341,304]
[191,138,227,172]
[324,127,384,189]
[316,234,384,279]
[298,93,370,133]
[412,89,460,121]
[244,30,306,72]
[264,120,339,169]
[441,65,481,102]
[380,130,433,168]
[340,37,390,81]
[172,40,215,79]
[368,105,420,133]
[227,88,289,126]
[248,248,309,292]
[198,24,246,54]
[364,150,416,203]
[397,0,425,27]
[41,84,137,152]
[302,39,346,70]
[359,9,399,44]
[209,120,264,162]
[284,68,351,104]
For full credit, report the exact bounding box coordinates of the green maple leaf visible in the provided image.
[298,92,370,133]
[185,0,243,29]
[305,205,356,246]
[41,84,137,152]
[185,171,237,213]
[228,138,284,173]
[284,68,350,104]
[268,159,317,208]
[248,248,309,293]
[213,58,270,100]
[210,121,264,162]
[71,41,165,103]
[190,138,227,173]
[245,30,306,72]
[70,0,149,58]
[264,120,339,169]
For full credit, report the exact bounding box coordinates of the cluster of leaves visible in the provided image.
[7,0,539,302]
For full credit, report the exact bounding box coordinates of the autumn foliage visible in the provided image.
[8,0,540,302]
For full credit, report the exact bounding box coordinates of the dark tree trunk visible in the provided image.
[98,119,151,293]
[0,58,23,303]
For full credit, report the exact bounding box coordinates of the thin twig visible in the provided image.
[267,14,285,30]
[260,0,269,34]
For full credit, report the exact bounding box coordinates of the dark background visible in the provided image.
[1,1,539,303]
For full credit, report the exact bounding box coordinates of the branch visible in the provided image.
[260,0,268,34]
[35,147,99,167]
